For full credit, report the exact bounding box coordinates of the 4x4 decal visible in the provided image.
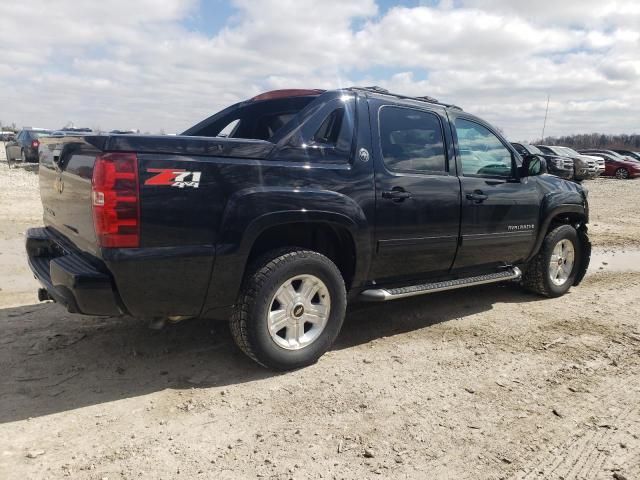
[145,168,201,189]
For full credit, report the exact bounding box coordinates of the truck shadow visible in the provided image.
[0,283,542,423]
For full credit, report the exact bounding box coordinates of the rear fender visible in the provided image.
[200,187,371,316]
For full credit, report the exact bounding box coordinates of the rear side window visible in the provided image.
[313,107,352,151]
[379,106,446,173]
[217,119,240,137]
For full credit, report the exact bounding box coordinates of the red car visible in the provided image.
[578,150,640,179]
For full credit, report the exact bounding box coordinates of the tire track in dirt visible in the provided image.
[518,380,640,479]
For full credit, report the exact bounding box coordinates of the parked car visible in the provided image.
[511,143,573,180]
[1,131,16,142]
[578,150,640,179]
[4,128,52,165]
[50,129,94,137]
[553,146,604,176]
[535,145,598,181]
[611,150,640,161]
[27,87,591,370]
[580,149,639,163]
[50,128,93,137]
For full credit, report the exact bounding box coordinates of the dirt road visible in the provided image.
[1,153,639,480]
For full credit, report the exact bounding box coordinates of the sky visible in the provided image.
[0,0,638,141]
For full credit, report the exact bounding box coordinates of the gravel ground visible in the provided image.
[1,147,639,480]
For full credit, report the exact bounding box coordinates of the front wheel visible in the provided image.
[230,249,347,370]
[615,168,629,179]
[522,225,582,298]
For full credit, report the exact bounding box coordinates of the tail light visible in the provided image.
[31,139,39,148]
[92,152,140,248]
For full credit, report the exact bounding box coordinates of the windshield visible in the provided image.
[560,147,580,156]
[550,147,569,156]
[606,151,626,160]
[526,145,543,155]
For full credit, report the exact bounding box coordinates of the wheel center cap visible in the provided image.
[292,303,305,318]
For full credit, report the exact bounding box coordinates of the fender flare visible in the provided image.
[201,187,373,315]
[525,204,587,263]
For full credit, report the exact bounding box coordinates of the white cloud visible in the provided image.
[0,0,638,140]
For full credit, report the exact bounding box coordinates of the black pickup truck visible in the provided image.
[27,87,591,370]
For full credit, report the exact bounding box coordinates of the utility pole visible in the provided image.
[541,94,550,142]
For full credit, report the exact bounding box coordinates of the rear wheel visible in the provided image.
[522,225,581,298]
[230,249,347,370]
[615,167,629,179]
[20,149,26,163]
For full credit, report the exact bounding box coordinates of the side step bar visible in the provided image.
[360,267,522,302]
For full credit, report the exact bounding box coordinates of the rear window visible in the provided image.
[186,96,317,141]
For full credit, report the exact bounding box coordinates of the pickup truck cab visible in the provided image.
[27,87,591,370]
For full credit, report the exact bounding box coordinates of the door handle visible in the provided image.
[466,190,488,203]
[382,188,412,202]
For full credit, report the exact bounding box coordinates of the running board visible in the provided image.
[360,267,522,302]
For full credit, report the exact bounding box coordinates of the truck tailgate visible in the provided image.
[39,135,103,256]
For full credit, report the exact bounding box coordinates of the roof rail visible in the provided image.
[350,85,390,95]
[348,86,463,111]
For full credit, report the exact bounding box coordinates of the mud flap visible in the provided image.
[573,225,591,286]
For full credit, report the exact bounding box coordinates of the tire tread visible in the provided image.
[522,224,578,298]
[230,248,344,369]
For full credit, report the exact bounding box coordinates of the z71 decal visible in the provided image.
[145,169,202,189]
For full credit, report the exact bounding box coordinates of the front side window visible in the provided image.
[455,118,513,177]
[379,106,446,173]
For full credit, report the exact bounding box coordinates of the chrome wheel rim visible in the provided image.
[616,168,628,179]
[268,274,331,350]
[549,239,575,286]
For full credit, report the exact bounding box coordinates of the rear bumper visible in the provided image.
[23,147,39,162]
[26,227,124,316]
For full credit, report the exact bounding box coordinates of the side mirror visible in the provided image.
[520,154,547,177]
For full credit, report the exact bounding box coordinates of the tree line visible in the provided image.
[536,133,640,150]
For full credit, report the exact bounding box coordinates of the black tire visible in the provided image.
[5,148,12,168]
[522,225,582,298]
[230,249,347,370]
[615,168,629,179]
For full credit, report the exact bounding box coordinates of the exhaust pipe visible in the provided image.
[38,288,53,302]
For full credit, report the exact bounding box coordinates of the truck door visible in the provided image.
[6,131,22,159]
[371,103,461,282]
[451,115,539,271]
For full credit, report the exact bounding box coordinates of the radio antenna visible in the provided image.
[541,94,550,142]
